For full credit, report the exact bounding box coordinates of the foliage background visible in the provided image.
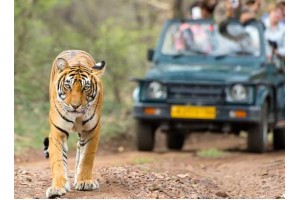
[14,0,273,154]
[14,0,180,153]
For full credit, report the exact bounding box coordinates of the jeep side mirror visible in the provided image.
[147,48,154,61]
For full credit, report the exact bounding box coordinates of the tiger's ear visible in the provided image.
[56,58,69,72]
[92,61,106,77]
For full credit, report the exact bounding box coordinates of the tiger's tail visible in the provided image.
[43,137,49,159]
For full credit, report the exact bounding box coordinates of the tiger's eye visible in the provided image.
[64,84,71,89]
[84,85,91,90]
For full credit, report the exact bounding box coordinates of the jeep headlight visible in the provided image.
[132,87,140,102]
[146,81,167,99]
[226,84,252,102]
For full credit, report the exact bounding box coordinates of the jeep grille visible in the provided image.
[167,84,224,105]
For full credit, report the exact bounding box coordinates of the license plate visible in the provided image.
[171,105,216,119]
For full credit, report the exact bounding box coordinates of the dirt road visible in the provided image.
[14,133,285,199]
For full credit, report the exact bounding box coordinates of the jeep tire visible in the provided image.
[247,102,268,153]
[136,120,156,151]
[166,131,185,150]
[273,127,285,150]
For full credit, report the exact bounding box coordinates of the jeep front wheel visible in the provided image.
[166,131,185,150]
[136,120,156,151]
[247,102,269,153]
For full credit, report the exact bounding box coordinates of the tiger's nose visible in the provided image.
[71,104,80,109]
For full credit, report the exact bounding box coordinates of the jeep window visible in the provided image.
[161,22,261,57]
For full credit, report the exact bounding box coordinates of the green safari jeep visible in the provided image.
[132,19,285,153]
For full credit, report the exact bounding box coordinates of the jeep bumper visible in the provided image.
[133,103,262,123]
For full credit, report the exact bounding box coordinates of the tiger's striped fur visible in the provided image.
[45,50,105,198]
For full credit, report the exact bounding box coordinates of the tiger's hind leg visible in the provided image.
[46,124,70,198]
[74,124,101,191]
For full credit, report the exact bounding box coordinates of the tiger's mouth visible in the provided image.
[64,106,85,114]
[69,110,83,113]
[67,108,86,114]
[62,102,89,114]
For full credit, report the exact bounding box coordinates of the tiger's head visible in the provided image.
[54,58,106,114]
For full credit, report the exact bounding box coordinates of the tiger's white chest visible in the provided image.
[63,108,98,134]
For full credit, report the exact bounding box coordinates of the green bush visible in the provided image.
[14,0,160,154]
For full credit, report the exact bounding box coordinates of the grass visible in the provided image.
[196,148,226,158]
[14,99,135,156]
[132,157,153,164]
[14,102,50,154]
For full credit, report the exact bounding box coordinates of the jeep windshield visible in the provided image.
[160,20,262,59]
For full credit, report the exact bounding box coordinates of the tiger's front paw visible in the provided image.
[74,179,99,191]
[46,186,66,199]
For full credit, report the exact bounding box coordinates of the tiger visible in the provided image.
[44,50,106,198]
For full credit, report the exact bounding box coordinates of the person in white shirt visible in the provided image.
[263,3,285,61]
